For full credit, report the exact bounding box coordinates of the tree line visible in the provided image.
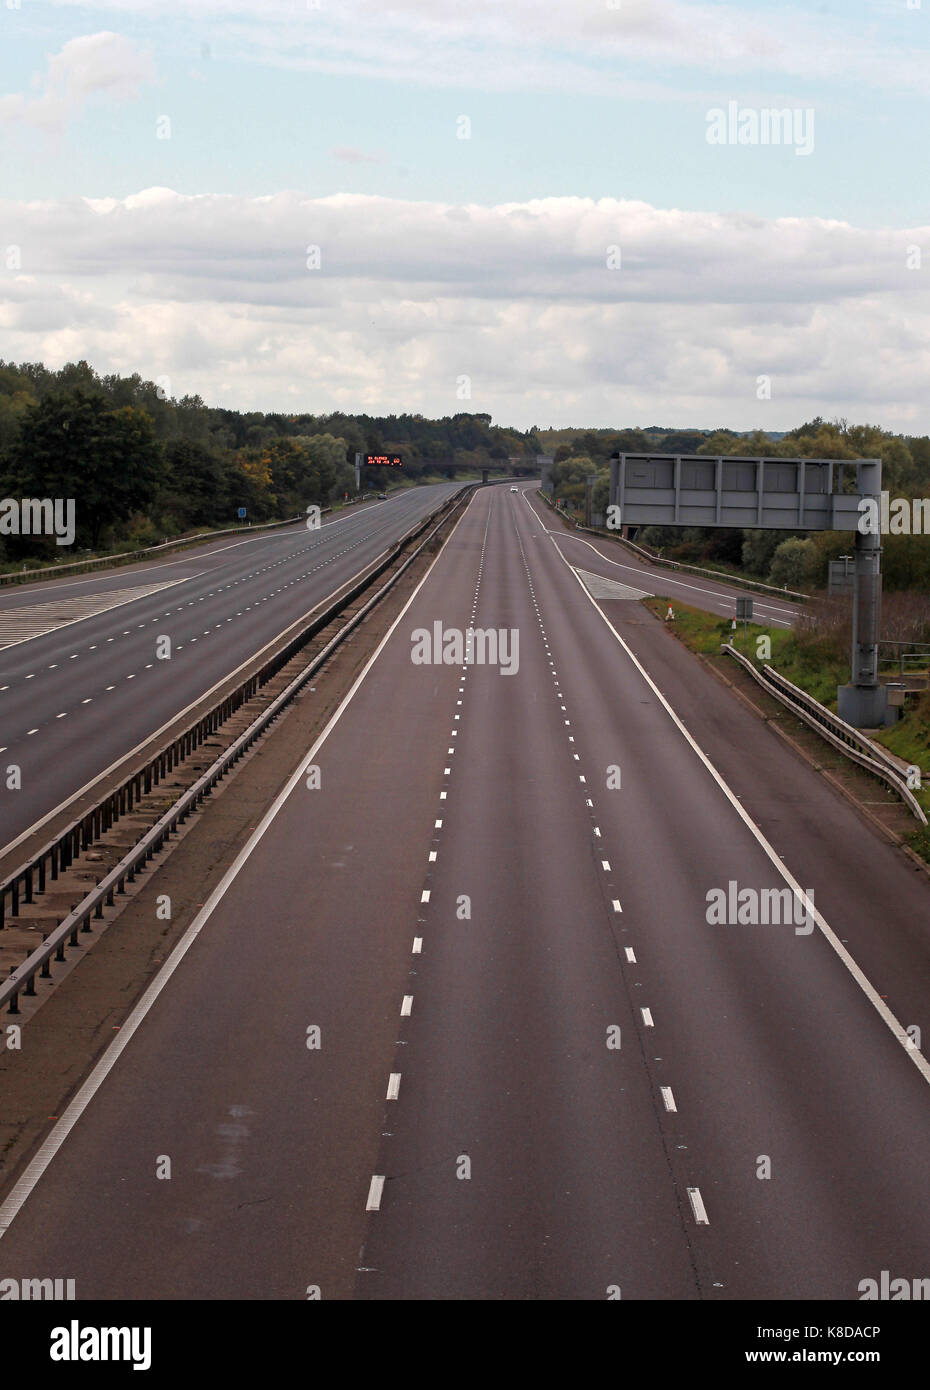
[0,360,539,563]
[545,419,930,592]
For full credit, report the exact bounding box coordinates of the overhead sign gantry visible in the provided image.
[608,454,886,728]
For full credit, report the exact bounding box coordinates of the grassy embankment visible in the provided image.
[643,596,930,854]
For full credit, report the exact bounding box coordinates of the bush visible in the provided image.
[768,536,818,589]
[742,529,784,577]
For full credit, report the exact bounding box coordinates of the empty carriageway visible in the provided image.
[2,484,930,1299]
[0,483,459,855]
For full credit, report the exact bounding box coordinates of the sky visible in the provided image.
[1,0,928,432]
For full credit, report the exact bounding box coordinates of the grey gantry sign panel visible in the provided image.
[609,455,878,530]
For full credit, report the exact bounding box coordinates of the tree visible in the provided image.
[162,440,231,528]
[768,537,818,589]
[232,448,276,520]
[660,431,707,454]
[741,529,784,577]
[8,389,164,547]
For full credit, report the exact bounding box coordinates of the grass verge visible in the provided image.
[643,596,930,858]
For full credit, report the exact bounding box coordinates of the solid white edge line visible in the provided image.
[521,487,794,623]
[0,499,395,599]
[0,507,437,861]
[0,491,476,1240]
[0,577,192,655]
[562,558,930,1088]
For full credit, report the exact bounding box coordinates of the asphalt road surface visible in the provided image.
[526,488,800,629]
[1,483,928,1299]
[0,485,459,856]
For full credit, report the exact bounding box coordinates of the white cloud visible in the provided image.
[1,188,928,429]
[331,147,383,165]
[42,1,930,94]
[0,32,154,131]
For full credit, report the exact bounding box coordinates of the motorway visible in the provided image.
[533,497,800,629]
[1,482,929,1298]
[0,485,460,857]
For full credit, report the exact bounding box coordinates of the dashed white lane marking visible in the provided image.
[366,1176,385,1211]
[641,1007,655,1027]
[386,1073,401,1100]
[661,1086,677,1113]
[0,493,473,1243]
[401,996,413,1016]
[688,1186,709,1225]
[562,555,930,1089]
